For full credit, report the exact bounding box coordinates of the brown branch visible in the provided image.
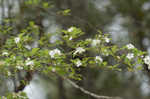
[15,70,33,93]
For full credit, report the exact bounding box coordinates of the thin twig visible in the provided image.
[65,78,123,99]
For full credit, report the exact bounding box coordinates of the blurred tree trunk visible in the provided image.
[58,77,66,99]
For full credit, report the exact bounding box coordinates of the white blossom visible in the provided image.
[2,52,8,56]
[144,56,150,66]
[27,58,31,61]
[102,49,109,56]
[26,60,34,66]
[16,66,23,70]
[141,55,144,58]
[69,36,73,40]
[7,71,11,76]
[49,48,62,58]
[52,68,56,72]
[95,56,103,63]
[126,43,135,49]
[86,38,92,42]
[74,47,85,55]
[75,60,82,67]
[25,45,32,50]
[68,27,74,32]
[91,39,101,46]
[14,37,20,44]
[126,53,134,59]
[104,37,110,43]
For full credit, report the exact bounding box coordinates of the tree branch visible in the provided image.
[65,78,123,99]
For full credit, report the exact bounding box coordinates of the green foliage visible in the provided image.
[58,9,71,16]
[0,21,149,98]
[0,92,28,99]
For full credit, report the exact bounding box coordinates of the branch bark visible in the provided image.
[65,78,123,99]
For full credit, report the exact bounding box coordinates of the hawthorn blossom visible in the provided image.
[91,39,101,46]
[126,53,134,59]
[141,55,144,58]
[69,36,73,40]
[74,47,85,55]
[102,49,109,56]
[49,48,62,58]
[126,43,135,49]
[7,71,11,76]
[104,37,110,43]
[52,68,56,72]
[25,45,32,50]
[75,60,82,67]
[86,38,92,42]
[26,58,34,66]
[144,56,150,66]
[95,56,103,63]
[14,37,20,44]
[68,27,74,32]
[16,66,23,70]
[2,52,8,56]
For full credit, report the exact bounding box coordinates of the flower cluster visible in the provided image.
[75,60,82,67]
[2,52,8,56]
[91,39,101,46]
[126,43,135,49]
[49,48,62,58]
[68,27,74,32]
[95,56,103,63]
[74,47,85,55]
[104,37,110,43]
[16,66,24,70]
[2,25,150,83]
[7,71,11,76]
[14,37,20,44]
[25,58,34,66]
[126,53,134,59]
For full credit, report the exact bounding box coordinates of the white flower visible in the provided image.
[2,52,8,56]
[102,49,109,56]
[16,66,23,70]
[69,36,73,40]
[52,68,56,72]
[25,45,32,50]
[141,55,144,58]
[27,58,31,60]
[68,27,74,32]
[126,53,134,59]
[49,48,62,58]
[75,60,82,67]
[148,66,150,70]
[126,43,135,49]
[105,37,110,43]
[91,39,101,46]
[144,56,150,65]
[14,37,20,44]
[86,38,92,42]
[74,47,85,55]
[7,71,11,76]
[26,60,34,66]
[95,56,103,63]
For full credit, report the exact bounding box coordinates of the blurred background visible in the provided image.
[1,0,150,99]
